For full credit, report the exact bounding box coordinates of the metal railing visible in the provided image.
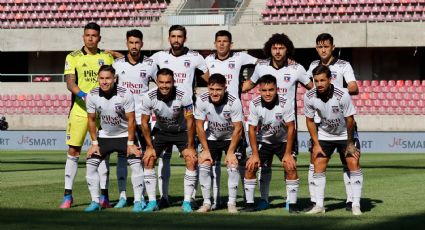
[0,74,65,82]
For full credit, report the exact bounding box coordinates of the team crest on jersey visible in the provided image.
[228,62,235,69]
[184,60,191,68]
[172,106,180,114]
[98,59,105,66]
[140,70,147,79]
[115,103,125,117]
[331,71,337,80]
[275,113,283,122]
[284,76,291,82]
[223,111,231,119]
[332,106,340,113]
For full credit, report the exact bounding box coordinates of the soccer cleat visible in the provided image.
[84,201,101,212]
[306,205,326,214]
[227,203,238,213]
[59,194,73,209]
[182,201,193,213]
[352,205,362,216]
[158,197,170,209]
[256,199,270,211]
[303,202,316,212]
[132,201,147,213]
[114,198,127,208]
[190,198,199,210]
[288,204,300,214]
[285,201,289,211]
[99,195,112,209]
[143,201,159,212]
[345,201,353,211]
[196,203,211,213]
[240,203,256,212]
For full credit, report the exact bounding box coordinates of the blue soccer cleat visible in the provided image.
[142,201,159,212]
[114,198,127,208]
[182,201,193,213]
[256,199,270,211]
[84,201,101,212]
[99,195,112,209]
[132,201,147,213]
[59,194,73,209]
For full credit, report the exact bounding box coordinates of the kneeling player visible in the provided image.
[195,74,245,213]
[304,65,363,215]
[242,75,300,213]
[141,68,198,213]
[84,65,145,213]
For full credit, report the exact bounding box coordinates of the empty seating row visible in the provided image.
[1,18,152,28]
[266,0,425,7]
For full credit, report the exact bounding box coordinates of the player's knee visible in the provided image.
[284,169,298,180]
[68,146,81,156]
[346,158,360,171]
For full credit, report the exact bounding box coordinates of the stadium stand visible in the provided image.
[0,0,170,28]
[261,0,425,24]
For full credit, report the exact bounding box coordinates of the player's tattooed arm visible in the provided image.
[304,81,314,90]
[201,70,209,83]
[104,50,124,59]
[65,74,81,95]
[345,115,360,159]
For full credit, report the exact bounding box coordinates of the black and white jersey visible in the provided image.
[304,85,356,140]
[306,58,356,88]
[194,92,243,141]
[250,59,311,110]
[205,51,257,96]
[86,86,134,138]
[113,55,157,125]
[141,87,193,133]
[151,47,208,99]
[247,95,295,144]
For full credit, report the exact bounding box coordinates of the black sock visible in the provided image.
[101,189,109,198]
[64,189,72,196]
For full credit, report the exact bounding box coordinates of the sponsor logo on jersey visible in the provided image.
[275,113,283,122]
[184,60,190,68]
[332,106,340,113]
[228,62,235,69]
[98,59,104,66]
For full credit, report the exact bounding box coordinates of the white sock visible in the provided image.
[158,152,171,199]
[259,167,272,202]
[144,168,157,201]
[184,169,197,202]
[227,167,240,205]
[286,178,299,204]
[308,163,316,203]
[239,165,246,200]
[343,166,352,203]
[98,155,110,190]
[86,158,100,203]
[191,166,199,200]
[117,154,128,199]
[64,154,79,190]
[313,172,326,208]
[244,178,257,204]
[350,169,363,207]
[129,158,144,202]
[199,164,212,205]
[212,161,221,205]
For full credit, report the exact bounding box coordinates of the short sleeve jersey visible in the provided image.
[247,95,295,144]
[86,86,135,138]
[141,87,193,133]
[64,47,114,117]
[250,59,311,110]
[306,58,356,88]
[150,48,208,99]
[194,92,243,141]
[113,55,158,125]
[304,85,356,141]
[205,51,257,96]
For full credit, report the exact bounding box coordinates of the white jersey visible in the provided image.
[113,55,157,125]
[247,95,295,144]
[306,58,356,88]
[250,59,311,110]
[194,92,243,141]
[205,51,257,96]
[86,86,135,138]
[304,85,356,141]
[141,87,193,133]
[150,47,208,99]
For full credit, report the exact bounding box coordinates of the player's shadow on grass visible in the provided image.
[323,197,382,213]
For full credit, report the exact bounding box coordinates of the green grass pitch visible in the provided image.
[1,151,425,230]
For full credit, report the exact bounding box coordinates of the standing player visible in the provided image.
[194,74,245,213]
[150,25,209,208]
[112,29,157,208]
[241,33,312,210]
[140,68,198,213]
[242,75,300,213]
[305,33,359,212]
[84,65,145,213]
[304,65,363,215]
[204,30,257,209]
[60,22,114,209]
